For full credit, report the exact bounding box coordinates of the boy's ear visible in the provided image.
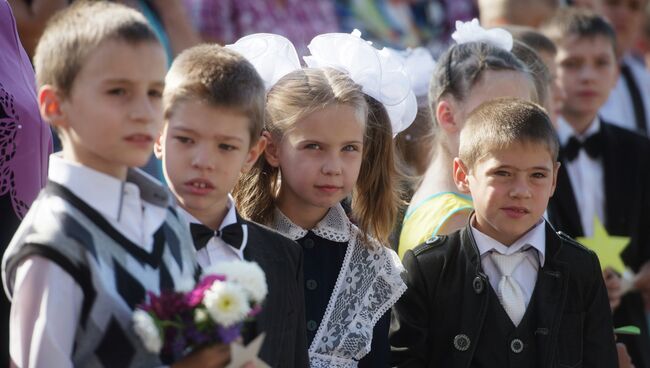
[436,99,460,134]
[39,85,66,128]
[453,157,471,194]
[241,134,267,173]
[262,131,281,168]
[549,161,561,196]
[153,128,165,160]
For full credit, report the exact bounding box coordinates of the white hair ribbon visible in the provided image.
[383,47,436,99]
[226,33,301,91]
[304,29,417,135]
[451,18,513,52]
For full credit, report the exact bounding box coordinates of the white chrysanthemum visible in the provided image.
[194,308,209,324]
[203,282,251,327]
[133,310,162,353]
[203,260,268,303]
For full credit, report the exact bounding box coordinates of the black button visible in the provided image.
[473,276,484,294]
[306,279,318,290]
[303,238,315,249]
[307,320,318,331]
[510,338,524,353]
[453,334,470,351]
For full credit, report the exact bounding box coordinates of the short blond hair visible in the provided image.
[34,1,160,96]
[164,44,265,144]
[459,98,559,169]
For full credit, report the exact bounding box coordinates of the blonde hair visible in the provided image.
[459,98,559,169]
[233,68,401,246]
[34,1,160,96]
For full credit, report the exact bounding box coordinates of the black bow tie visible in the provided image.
[563,132,604,161]
[190,222,244,251]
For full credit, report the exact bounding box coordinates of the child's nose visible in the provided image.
[128,96,157,122]
[321,156,342,175]
[191,146,215,170]
[509,177,532,199]
[579,66,598,81]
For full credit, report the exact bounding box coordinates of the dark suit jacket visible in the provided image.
[390,222,617,368]
[548,120,650,270]
[547,120,650,367]
[240,219,309,368]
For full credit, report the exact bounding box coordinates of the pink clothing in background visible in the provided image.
[183,0,339,56]
[1,0,52,219]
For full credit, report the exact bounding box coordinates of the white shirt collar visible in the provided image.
[48,154,168,253]
[48,154,139,221]
[272,203,351,242]
[557,115,601,146]
[178,194,238,230]
[471,218,546,267]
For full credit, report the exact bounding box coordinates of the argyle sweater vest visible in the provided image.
[3,181,197,367]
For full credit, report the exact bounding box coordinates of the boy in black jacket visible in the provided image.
[154,44,308,368]
[390,98,617,367]
[542,9,650,366]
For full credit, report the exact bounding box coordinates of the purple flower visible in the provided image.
[186,274,226,307]
[217,324,243,344]
[145,291,189,320]
[248,304,263,318]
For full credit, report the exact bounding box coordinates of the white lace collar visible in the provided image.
[272,204,351,242]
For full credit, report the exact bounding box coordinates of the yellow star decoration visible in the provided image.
[577,217,629,274]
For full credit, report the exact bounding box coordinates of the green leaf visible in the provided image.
[614,326,641,335]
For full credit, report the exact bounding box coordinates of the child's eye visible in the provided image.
[531,172,547,179]
[304,143,321,150]
[174,136,193,144]
[149,89,163,98]
[219,143,237,151]
[107,88,127,96]
[561,60,580,69]
[342,145,360,152]
[494,170,510,177]
[596,59,611,68]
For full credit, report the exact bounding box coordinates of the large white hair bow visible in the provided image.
[451,18,513,51]
[226,33,301,91]
[383,47,436,99]
[304,30,417,135]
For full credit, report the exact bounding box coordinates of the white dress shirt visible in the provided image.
[557,116,605,236]
[600,55,650,135]
[472,219,546,308]
[178,195,247,269]
[10,154,168,368]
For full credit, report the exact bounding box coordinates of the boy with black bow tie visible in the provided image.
[542,8,650,367]
[154,44,309,368]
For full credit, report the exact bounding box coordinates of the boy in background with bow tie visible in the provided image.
[390,98,617,367]
[542,8,650,366]
[154,44,308,368]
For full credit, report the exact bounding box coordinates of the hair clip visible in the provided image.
[226,33,301,91]
[304,29,417,135]
[451,18,513,51]
[383,47,436,99]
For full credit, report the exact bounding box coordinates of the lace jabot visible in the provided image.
[272,204,351,242]
[271,204,407,368]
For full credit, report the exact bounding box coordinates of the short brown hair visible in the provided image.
[164,44,265,144]
[459,98,559,169]
[541,8,617,52]
[504,25,557,55]
[34,1,160,96]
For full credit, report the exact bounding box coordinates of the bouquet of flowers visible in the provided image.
[132,260,268,362]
